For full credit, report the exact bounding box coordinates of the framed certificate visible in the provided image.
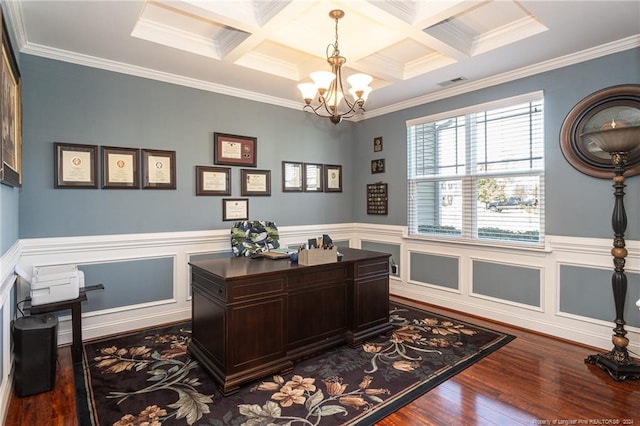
[54,142,98,189]
[196,166,231,196]
[304,163,324,192]
[101,146,139,189]
[241,169,271,196]
[282,161,303,192]
[214,132,257,167]
[324,164,342,192]
[142,149,176,189]
[223,198,249,221]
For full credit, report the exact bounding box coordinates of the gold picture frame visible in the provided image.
[0,10,21,187]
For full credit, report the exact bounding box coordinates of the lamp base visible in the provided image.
[585,352,640,381]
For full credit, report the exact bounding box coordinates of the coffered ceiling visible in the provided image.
[6,1,640,119]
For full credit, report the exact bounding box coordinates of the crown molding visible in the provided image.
[359,35,640,121]
[11,2,639,123]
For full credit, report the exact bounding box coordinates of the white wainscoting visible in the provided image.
[1,224,638,419]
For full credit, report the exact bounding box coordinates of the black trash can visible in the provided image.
[12,314,58,397]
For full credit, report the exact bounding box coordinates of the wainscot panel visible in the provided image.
[79,258,175,313]
[472,260,541,308]
[560,264,640,328]
[409,251,459,290]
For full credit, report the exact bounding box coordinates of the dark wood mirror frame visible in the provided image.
[560,84,640,179]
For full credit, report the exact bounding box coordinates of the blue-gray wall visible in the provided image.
[19,55,357,237]
[352,48,640,240]
[13,48,640,243]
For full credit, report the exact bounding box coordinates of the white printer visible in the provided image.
[30,264,84,306]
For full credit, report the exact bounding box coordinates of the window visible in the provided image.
[407,92,544,246]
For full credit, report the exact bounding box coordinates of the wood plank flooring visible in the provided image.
[5,296,639,425]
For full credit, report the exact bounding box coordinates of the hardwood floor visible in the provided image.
[5,296,639,425]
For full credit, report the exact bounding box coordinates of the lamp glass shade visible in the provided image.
[347,73,373,92]
[350,86,372,102]
[326,90,343,108]
[581,126,640,154]
[298,83,318,101]
[310,71,336,92]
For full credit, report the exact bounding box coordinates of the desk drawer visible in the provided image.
[354,258,389,279]
[288,265,346,291]
[192,270,226,301]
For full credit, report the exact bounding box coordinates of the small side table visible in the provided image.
[25,284,104,363]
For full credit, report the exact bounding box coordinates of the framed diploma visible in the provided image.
[0,12,22,188]
[214,132,257,167]
[223,198,249,221]
[142,149,176,189]
[240,168,271,196]
[101,146,140,189]
[282,161,303,192]
[54,142,98,188]
[196,166,231,196]
[304,163,324,192]
[324,164,342,192]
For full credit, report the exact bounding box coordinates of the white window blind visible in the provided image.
[407,92,545,246]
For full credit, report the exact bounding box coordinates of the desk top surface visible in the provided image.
[189,247,390,280]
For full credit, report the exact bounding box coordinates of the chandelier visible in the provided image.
[297,10,373,125]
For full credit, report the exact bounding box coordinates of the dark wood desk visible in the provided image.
[25,284,104,363]
[188,248,392,395]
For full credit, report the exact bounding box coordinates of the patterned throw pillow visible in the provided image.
[230,220,280,257]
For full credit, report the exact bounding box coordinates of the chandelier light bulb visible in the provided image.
[297,83,318,104]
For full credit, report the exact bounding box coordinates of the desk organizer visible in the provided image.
[298,247,338,266]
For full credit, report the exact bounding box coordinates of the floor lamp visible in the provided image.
[583,121,640,381]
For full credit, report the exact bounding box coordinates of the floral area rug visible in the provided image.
[75,302,514,425]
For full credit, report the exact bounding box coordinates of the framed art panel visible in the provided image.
[214,132,257,167]
[223,198,249,221]
[371,159,385,174]
[101,146,140,189]
[54,142,98,188]
[142,149,176,189]
[304,162,323,192]
[324,164,342,192]
[196,166,230,196]
[374,136,383,152]
[282,161,303,192]
[241,168,271,196]
[367,182,388,215]
[0,11,22,187]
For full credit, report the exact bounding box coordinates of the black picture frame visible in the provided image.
[54,142,98,189]
[223,198,249,221]
[371,159,385,174]
[141,149,176,189]
[282,161,303,192]
[0,10,22,187]
[196,166,231,196]
[324,164,342,192]
[374,136,383,152]
[241,168,271,196]
[304,163,324,192]
[367,182,388,215]
[101,146,140,189]
[214,132,257,167]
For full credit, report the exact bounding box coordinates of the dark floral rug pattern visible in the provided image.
[76,303,514,425]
